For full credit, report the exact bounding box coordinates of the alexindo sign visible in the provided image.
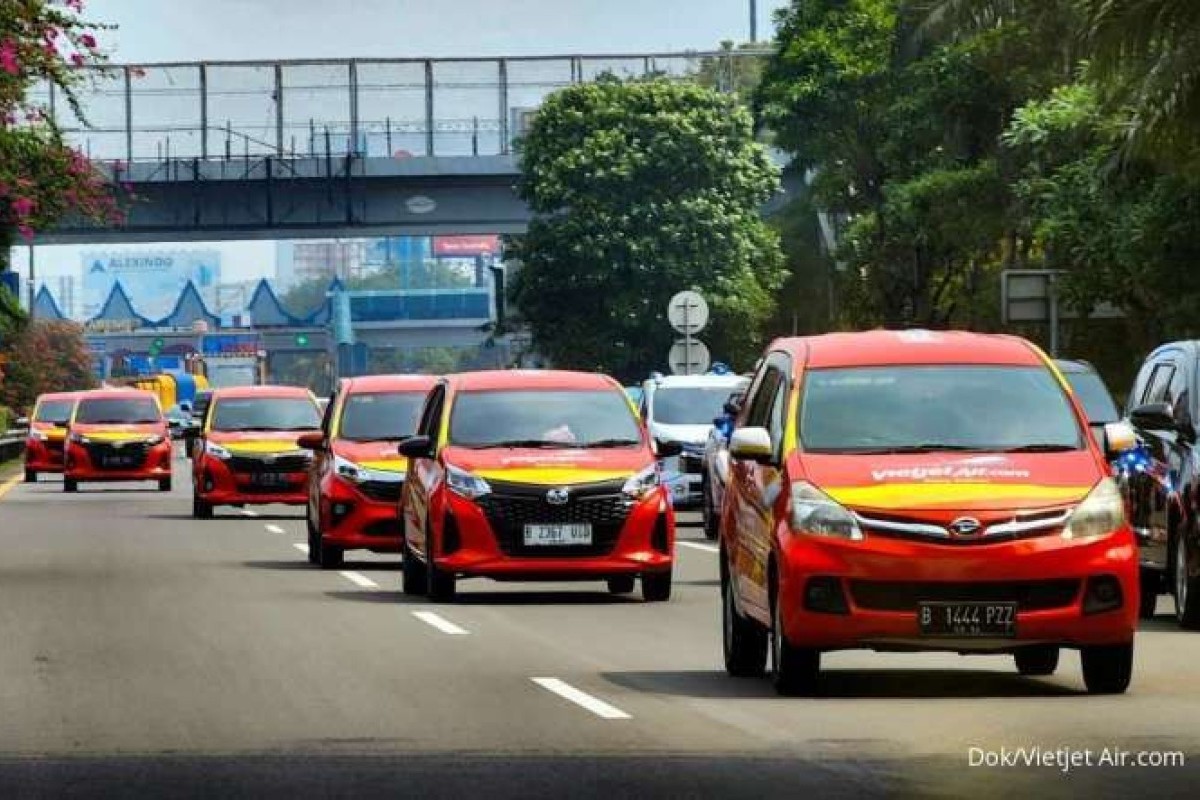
[82,250,221,320]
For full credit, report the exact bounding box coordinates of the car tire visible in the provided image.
[771,583,820,696]
[1014,646,1059,676]
[318,540,344,570]
[722,567,766,678]
[1173,533,1200,630]
[305,507,320,565]
[702,478,719,541]
[158,477,172,493]
[192,493,212,519]
[63,478,77,493]
[607,576,636,595]
[402,539,427,596]
[1080,643,1133,695]
[426,524,457,602]
[642,569,672,602]
[1138,568,1159,619]
[24,469,36,484]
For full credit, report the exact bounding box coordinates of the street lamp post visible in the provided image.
[749,0,758,42]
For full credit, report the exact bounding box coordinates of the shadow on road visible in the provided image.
[241,560,314,571]
[454,589,639,606]
[602,668,1082,700]
[323,590,418,605]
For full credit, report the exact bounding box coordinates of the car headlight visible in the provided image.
[205,441,232,460]
[69,432,90,445]
[146,435,165,446]
[622,464,661,500]
[1062,478,1125,541]
[445,464,491,499]
[789,480,864,541]
[29,430,48,442]
[334,455,364,483]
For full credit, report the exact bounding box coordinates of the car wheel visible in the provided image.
[1014,646,1059,676]
[1138,568,1159,619]
[722,566,766,677]
[642,569,672,602]
[305,506,319,565]
[192,493,212,519]
[702,479,719,541]
[1080,643,1133,695]
[63,478,78,493]
[318,540,344,569]
[1173,534,1200,630]
[402,538,428,596]
[24,469,36,484]
[607,576,635,595]
[426,525,457,602]
[158,477,172,493]
[771,582,820,696]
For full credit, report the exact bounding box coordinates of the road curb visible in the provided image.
[0,470,22,502]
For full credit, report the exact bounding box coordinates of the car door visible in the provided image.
[402,384,446,558]
[309,384,341,517]
[1130,358,1179,572]
[727,355,790,621]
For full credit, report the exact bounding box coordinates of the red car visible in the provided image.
[399,370,679,602]
[299,374,437,568]
[721,330,1139,695]
[23,391,79,482]
[191,385,321,519]
[63,389,173,493]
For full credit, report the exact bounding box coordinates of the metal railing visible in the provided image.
[0,434,25,464]
[29,50,772,164]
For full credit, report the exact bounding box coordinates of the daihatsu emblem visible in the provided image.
[949,517,982,536]
[546,488,570,505]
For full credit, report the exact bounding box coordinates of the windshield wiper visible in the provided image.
[575,438,643,449]
[847,443,981,454]
[999,443,1079,453]
[469,439,568,449]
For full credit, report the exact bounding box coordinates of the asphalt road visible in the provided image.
[1,455,1199,798]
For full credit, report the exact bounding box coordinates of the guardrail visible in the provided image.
[0,434,25,465]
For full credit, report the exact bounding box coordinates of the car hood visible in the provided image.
[650,422,713,447]
[70,423,166,441]
[443,445,651,485]
[207,430,317,453]
[333,439,408,472]
[799,451,1100,516]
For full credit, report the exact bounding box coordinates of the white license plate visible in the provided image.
[523,523,592,546]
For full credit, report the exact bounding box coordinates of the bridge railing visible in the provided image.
[29,51,772,165]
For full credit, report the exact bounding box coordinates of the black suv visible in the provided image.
[1124,341,1200,628]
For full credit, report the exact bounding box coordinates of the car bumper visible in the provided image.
[64,442,173,482]
[776,527,1139,652]
[434,491,675,578]
[196,457,308,506]
[319,478,404,552]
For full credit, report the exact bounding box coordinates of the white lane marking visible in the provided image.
[531,678,631,720]
[678,540,719,553]
[239,508,259,518]
[292,543,309,555]
[340,571,379,589]
[265,524,286,534]
[411,610,470,636]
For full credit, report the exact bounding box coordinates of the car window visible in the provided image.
[448,389,642,448]
[652,386,742,426]
[210,397,321,432]
[74,397,162,425]
[321,389,339,435]
[745,368,782,429]
[1144,363,1176,405]
[338,392,426,442]
[417,386,446,439]
[34,399,74,424]
[799,366,1083,453]
[1064,371,1120,424]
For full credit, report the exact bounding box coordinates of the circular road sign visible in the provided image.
[668,338,711,376]
[667,290,709,336]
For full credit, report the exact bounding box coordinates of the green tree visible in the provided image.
[0,319,96,413]
[507,77,784,380]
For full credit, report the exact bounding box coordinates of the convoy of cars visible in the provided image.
[24,327,1189,697]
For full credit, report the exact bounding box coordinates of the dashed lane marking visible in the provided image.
[678,540,719,553]
[265,524,286,534]
[531,678,632,720]
[339,570,379,589]
[411,610,470,636]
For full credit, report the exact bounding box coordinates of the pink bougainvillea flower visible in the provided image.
[70,52,85,66]
[11,197,37,217]
[66,0,86,11]
[0,41,19,75]
[80,33,97,49]
[17,224,35,242]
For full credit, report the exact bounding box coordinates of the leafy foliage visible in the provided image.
[0,319,96,414]
[508,77,784,380]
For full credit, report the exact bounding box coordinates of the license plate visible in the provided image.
[102,456,135,468]
[918,601,1017,637]
[523,523,592,546]
[251,473,290,488]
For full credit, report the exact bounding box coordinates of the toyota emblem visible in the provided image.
[546,488,570,506]
[948,517,982,536]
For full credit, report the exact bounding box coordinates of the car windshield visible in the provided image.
[75,397,161,425]
[653,386,739,425]
[339,392,426,442]
[449,389,643,448]
[800,366,1083,453]
[34,399,74,424]
[1064,371,1120,424]
[211,397,321,432]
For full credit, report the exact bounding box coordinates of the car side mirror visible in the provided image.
[296,432,326,451]
[730,427,774,463]
[1102,421,1137,459]
[1130,401,1177,433]
[655,438,683,458]
[398,435,434,459]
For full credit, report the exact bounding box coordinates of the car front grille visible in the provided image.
[85,441,151,470]
[358,480,403,503]
[227,454,311,474]
[847,579,1082,612]
[474,478,632,557]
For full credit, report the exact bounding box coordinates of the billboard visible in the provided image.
[432,235,500,258]
[82,250,221,321]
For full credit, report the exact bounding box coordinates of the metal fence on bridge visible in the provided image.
[30,51,770,165]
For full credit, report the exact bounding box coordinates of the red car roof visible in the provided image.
[37,391,82,402]
[76,388,158,401]
[449,370,622,392]
[773,330,1045,369]
[210,385,313,400]
[343,374,439,394]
